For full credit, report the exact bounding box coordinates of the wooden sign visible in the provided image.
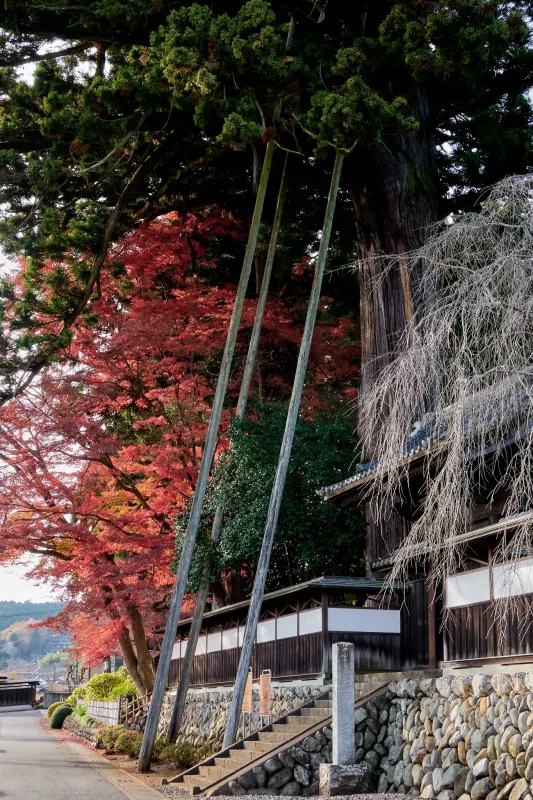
[242,668,253,713]
[260,670,271,716]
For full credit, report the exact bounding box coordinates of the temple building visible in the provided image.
[318,411,533,674]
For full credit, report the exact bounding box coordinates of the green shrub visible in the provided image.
[83,715,99,727]
[158,741,210,768]
[108,676,139,700]
[66,686,87,706]
[115,730,143,757]
[72,704,87,719]
[83,667,137,702]
[50,704,73,729]
[152,737,169,761]
[96,725,124,750]
[47,701,68,720]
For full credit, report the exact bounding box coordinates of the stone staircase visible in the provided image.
[167,693,334,795]
[165,669,442,796]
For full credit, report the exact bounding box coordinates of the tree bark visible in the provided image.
[124,603,156,695]
[345,86,439,569]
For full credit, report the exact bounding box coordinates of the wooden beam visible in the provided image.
[321,591,330,678]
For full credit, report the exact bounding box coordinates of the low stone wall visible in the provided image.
[62,714,101,747]
[225,692,390,795]
[151,684,324,750]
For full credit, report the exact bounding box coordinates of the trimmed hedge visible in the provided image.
[47,701,67,719]
[50,705,73,729]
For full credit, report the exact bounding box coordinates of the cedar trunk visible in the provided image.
[346,87,439,570]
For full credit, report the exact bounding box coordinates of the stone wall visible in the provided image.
[225,671,533,799]
[122,683,324,750]
[225,692,390,796]
[62,714,101,747]
[378,672,533,800]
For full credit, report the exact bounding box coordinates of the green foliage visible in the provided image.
[47,701,67,719]
[114,730,144,757]
[72,703,87,720]
[37,651,70,670]
[66,686,87,706]
[158,741,211,767]
[84,668,128,701]
[96,725,124,751]
[50,704,73,729]
[108,671,140,700]
[175,405,365,596]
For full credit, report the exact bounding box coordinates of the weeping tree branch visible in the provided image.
[357,174,533,644]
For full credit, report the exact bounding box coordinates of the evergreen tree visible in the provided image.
[175,405,366,604]
[0,0,531,407]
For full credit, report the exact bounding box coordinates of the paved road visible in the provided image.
[0,710,148,800]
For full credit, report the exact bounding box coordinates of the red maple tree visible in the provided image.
[0,209,359,689]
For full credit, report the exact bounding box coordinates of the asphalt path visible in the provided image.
[0,710,155,800]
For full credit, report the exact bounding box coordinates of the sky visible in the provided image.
[0,559,60,603]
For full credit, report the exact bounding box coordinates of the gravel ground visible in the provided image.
[155,787,407,800]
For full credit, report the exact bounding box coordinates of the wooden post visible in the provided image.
[223,150,345,749]
[236,151,289,418]
[321,591,330,678]
[166,505,223,742]
[137,139,276,774]
[164,139,291,748]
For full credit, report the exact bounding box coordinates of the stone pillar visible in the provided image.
[320,641,374,797]
[332,641,355,765]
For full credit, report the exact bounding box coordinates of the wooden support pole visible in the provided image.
[164,156,289,745]
[223,149,345,749]
[236,151,289,419]
[137,139,276,773]
[166,506,223,742]
[160,23,297,747]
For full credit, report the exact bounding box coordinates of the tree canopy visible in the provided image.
[0,0,532,401]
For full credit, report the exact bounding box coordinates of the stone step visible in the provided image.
[300,707,328,717]
[199,765,234,780]
[257,730,291,743]
[285,715,326,726]
[271,723,292,733]
[242,740,275,752]
[227,750,257,763]
[313,699,332,708]
[181,774,211,788]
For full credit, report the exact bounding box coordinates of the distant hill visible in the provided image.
[0,601,64,633]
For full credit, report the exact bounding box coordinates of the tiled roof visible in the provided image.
[316,419,437,501]
[317,388,533,503]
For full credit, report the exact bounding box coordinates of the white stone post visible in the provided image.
[332,641,355,765]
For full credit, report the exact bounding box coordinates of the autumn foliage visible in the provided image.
[0,209,358,691]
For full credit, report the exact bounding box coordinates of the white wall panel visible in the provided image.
[299,608,322,635]
[276,613,298,640]
[328,607,401,634]
[446,569,491,608]
[222,628,238,651]
[195,635,207,656]
[257,618,276,643]
[493,557,533,599]
[207,631,222,653]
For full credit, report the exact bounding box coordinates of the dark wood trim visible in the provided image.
[321,591,329,677]
[427,578,437,669]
